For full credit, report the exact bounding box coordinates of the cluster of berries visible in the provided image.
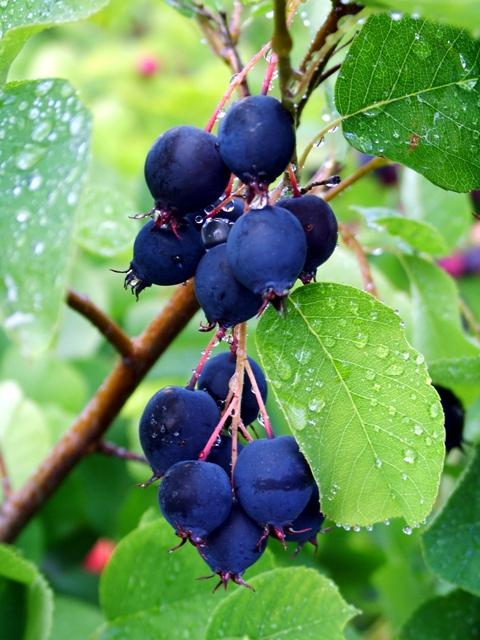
[139,353,324,590]
[122,94,338,328]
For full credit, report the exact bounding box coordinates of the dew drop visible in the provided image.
[415,354,425,365]
[278,362,292,381]
[375,457,383,468]
[429,403,439,418]
[402,526,413,535]
[403,448,416,464]
[385,363,404,376]
[366,369,376,381]
[308,398,325,413]
[413,424,424,436]
[376,345,389,359]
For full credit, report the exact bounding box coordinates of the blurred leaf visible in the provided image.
[0,381,50,497]
[335,15,480,191]
[401,256,480,361]
[400,590,480,639]
[74,163,136,258]
[205,568,358,640]
[51,596,104,640]
[0,0,109,80]
[360,0,480,34]
[355,206,450,255]
[429,356,480,387]
[256,283,444,527]
[0,80,91,355]
[422,444,480,595]
[400,169,471,251]
[0,545,53,640]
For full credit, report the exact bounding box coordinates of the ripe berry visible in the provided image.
[194,243,263,328]
[435,385,465,451]
[198,352,268,425]
[144,126,230,214]
[277,195,338,282]
[226,206,307,299]
[234,435,314,537]
[285,485,324,550]
[158,460,232,545]
[199,502,266,589]
[124,219,204,296]
[139,386,220,477]
[200,198,245,249]
[218,95,295,187]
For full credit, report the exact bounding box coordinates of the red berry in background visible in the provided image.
[83,538,116,574]
[136,54,160,77]
[437,253,466,279]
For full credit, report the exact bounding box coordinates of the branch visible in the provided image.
[94,441,148,464]
[339,224,379,298]
[0,282,199,542]
[67,290,133,358]
[322,156,389,202]
[0,451,12,501]
[272,0,293,101]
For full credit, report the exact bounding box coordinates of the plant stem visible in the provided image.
[244,360,274,438]
[67,290,133,358]
[459,298,480,340]
[339,224,379,298]
[322,156,389,202]
[187,327,226,390]
[298,116,343,170]
[94,441,148,464]
[0,281,199,543]
[230,323,247,479]
[272,0,293,102]
[0,451,12,500]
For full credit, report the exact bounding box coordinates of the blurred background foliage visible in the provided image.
[1,1,479,638]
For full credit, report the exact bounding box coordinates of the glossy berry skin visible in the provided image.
[207,436,242,475]
[201,218,234,249]
[158,461,232,544]
[139,387,220,477]
[125,219,204,296]
[199,503,266,588]
[285,485,324,546]
[226,206,307,298]
[277,195,338,280]
[198,352,268,425]
[187,197,245,231]
[218,96,295,186]
[435,385,465,451]
[194,243,263,328]
[234,436,314,528]
[144,126,230,214]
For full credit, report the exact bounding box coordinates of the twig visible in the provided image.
[0,451,12,500]
[94,441,148,464]
[187,327,226,390]
[339,224,379,298]
[298,116,343,171]
[272,0,293,101]
[244,359,274,438]
[0,281,199,542]
[230,323,247,479]
[459,298,480,340]
[322,157,389,202]
[67,290,133,359]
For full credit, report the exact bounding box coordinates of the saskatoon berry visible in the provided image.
[199,502,266,589]
[207,436,243,475]
[194,243,263,328]
[234,435,314,535]
[139,386,220,477]
[158,460,232,545]
[198,352,267,426]
[218,95,295,187]
[124,219,204,296]
[435,385,465,451]
[200,198,245,249]
[188,196,245,232]
[277,195,338,282]
[285,485,324,549]
[226,206,307,299]
[144,126,230,215]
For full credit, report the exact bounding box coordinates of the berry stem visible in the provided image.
[298,117,343,171]
[287,163,302,197]
[187,327,226,390]
[94,441,148,464]
[339,224,380,299]
[67,290,134,359]
[0,450,12,500]
[322,157,390,202]
[244,359,274,438]
[272,0,293,103]
[198,396,236,461]
[206,187,244,219]
[230,323,248,478]
[261,55,278,95]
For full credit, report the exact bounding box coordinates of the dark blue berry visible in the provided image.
[144,126,230,214]
[159,460,232,544]
[226,206,307,298]
[218,96,295,186]
[435,385,465,452]
[285,485,324,548]
[199,502,266,589]
[234,435,314,530]
[277,195,338,281]
[201,218,234,249]
[194,243,263,328]
[139,386,220,477]
[124,219,204,296]
[198,352,268,426]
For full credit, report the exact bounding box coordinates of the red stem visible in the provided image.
[244,359,274,438]
[261,55,278,95]
[198,396,237,460]
[187,327,226,390]
[288,163,302,197]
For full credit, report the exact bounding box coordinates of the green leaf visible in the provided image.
[400,256,480,362]
[256,283,444,527]
[0,545,53,640]
[51,596,104,640]
[429,357,480,387]
[0,80,91,355]
[0,0,109,81]
[205,567,358,640]
[355,206,449,255]
[335,15,480,192]
[400,169,471,251]
[422,445,480,595]
[0,381,50,498]
[400,590,480,639]
[360,0,480,35]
